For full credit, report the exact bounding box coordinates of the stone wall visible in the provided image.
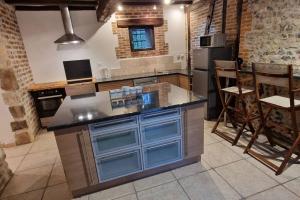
[0,148,12,192]
[242,0,300,66]
[0,0,39,146]
[113,5,169,59]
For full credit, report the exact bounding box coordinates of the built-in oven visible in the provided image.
[31,88,66,127]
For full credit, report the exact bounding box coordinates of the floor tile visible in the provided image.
[172,160,211,179]
[215,160,278,197]
[246,185,299,200]
[3,144,32,158]
[133,172,175,192]
[114,194,137,200]
[179,170,241,200]
[1,165,52,198]
[48,164,66,186]
[283,177,300,197]
[89,183,135,200]
[204,133,221,146]
[17,150,58,171]
[72,195,89,200]
[43,183,72,200]
[0,189,44,200]
[137,181,189,200]
[202,142,243,168]
[221,141,250,159]
[247,157,300,184]
[29,133,57,153]
[5,156,24,173]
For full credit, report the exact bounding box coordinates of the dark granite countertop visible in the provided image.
[96,69,191,83]
[47,83,206,131]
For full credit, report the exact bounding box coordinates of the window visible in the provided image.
[129,26,155,51]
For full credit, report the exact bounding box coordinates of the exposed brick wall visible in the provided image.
[238,0,251,64]
[0,0,39,146]
[189,0,250,60]
[190,0,231,49]
[113,5,169,59]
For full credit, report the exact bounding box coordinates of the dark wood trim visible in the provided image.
[186,6,192,90]
[5,0,97,6]
[15,5,96,10]
[122,0,193,5]
[117,18,164,28]
[205,0,216,35]
[221,0,227,33]
[72,156,201,198]
[234,0,243,59]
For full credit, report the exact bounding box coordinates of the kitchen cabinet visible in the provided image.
[97,80,133,91]
[88,108,183,183]
[143,140,182,169]
[158,75,179,86]
[55,126,98,192]
[178,75,190,90]
[52,101,204,197]
[96,149,142,182]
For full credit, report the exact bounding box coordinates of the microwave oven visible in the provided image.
[200,33,226,47]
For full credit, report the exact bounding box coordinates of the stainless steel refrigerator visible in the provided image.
[192,47,232,120]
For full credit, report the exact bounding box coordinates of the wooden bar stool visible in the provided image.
[212,60,257,145]
[244,63,300,175]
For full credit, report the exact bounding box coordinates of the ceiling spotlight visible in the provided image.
[164,0,171,5]
[153,5,157,10]
[117,4,123,11]
[180,5,185,9]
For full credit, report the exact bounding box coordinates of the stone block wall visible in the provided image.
[0,0,39,146]
[113,5,169,59]
[0,148,12,192]
[241,0,300,66]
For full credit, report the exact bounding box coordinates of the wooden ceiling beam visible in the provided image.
[96,0,193,24]
[122,0,193,5]
[14,5,96,10]
[4,0,98,6]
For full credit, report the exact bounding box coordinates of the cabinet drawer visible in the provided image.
[96,149,142,182]
[92,128,139,156]
[141,119,181,144]
[141,108,180,123]
[89,116,138,134]
[143,140,182,169]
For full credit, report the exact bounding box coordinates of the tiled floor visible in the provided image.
[1,121,300,200]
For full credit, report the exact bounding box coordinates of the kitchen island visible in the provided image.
[48,83,206,197]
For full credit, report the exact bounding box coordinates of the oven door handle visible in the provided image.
[37,95,63,100]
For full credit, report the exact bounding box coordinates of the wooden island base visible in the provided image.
[54,104,204,198]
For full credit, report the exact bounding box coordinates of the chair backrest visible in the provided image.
[252,63,292,89]
[215,60,246,96]
[65,82,96,96]
[215,60,237,79]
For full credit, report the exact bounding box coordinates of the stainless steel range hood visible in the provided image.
[55,5,85,45]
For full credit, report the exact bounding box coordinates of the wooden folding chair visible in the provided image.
[212,60,257,145]
[244,63,300,175]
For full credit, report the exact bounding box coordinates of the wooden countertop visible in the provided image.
[28,81,67,92]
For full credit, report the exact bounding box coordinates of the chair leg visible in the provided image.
[244,123,263,154]
[212,107,226,133]
[248,122,256,134]
[212,95,233,133]
[232,122,246,146]
[276,135,300,175]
